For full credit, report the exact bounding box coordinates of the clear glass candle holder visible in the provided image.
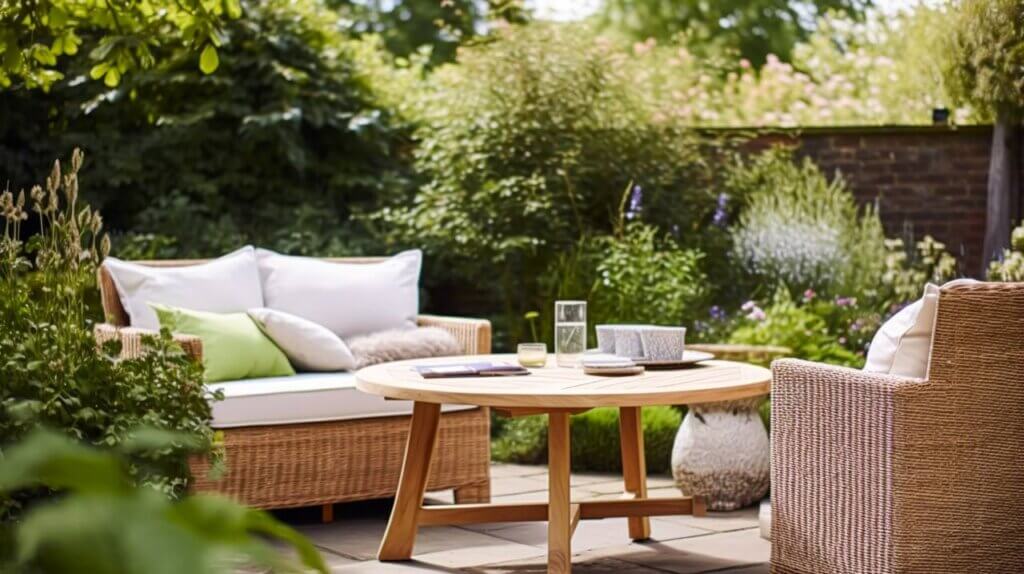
[517,343,548,368]
[555,300,587,367]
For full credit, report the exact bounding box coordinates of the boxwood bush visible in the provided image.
[492,405,683,474]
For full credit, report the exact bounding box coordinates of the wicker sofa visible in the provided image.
[771,281,1024,573]
[94,257,493,520]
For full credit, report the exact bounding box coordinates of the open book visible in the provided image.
[414,361,530,378]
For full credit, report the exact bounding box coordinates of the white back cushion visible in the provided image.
[864,279,977,378]
[248,307,356,372]
[104,246,263,331]
[256,249,421,340]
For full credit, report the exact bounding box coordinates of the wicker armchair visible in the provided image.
[771,281,1024,573]
[94,258,493,519]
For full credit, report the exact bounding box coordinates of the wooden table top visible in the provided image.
[355,354,771,408]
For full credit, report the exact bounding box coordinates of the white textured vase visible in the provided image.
[671,402,770,511]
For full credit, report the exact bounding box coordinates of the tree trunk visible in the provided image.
[982,118,1021,275]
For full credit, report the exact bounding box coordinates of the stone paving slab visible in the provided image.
[268,463,768,573]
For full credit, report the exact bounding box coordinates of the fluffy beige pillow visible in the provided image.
[864,279,976,378]
[348,327,462,369]
[247,308,356,372]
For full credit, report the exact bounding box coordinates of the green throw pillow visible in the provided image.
[151,304,295,382]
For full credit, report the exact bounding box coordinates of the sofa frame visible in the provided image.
[94,257,492,521]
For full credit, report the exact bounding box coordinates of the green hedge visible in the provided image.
[491,406,683,474]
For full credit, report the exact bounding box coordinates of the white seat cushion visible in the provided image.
[207,372,474,428]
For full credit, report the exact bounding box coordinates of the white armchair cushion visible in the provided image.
[247,307,356,372]
[256,249,421,340]
[103,246,263,331]
[865,279,977,378]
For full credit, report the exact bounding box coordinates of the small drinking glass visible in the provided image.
[517,343,548,368]
[555,300,587,367]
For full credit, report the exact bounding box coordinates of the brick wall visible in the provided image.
[739,125,1001,275]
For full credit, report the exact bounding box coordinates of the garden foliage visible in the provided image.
[621,6,965,127]
[600,0,869,67]
[0,430,325,574]
[0,150,212,519]
[374,24,716,340]
[945,0,1024,120]
[0,0,238,89]
[989,225,1024,281]
[2,0,411,258]
[728,148,886,298]
[492,406,682,474]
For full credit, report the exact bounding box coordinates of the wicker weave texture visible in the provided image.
[771,282,1024,574]
[94,256,494,510]
[189,407,491,509]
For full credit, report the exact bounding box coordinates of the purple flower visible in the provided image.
[741,300,757,312]
[835,296,857,307]
[712,192,729,227]
[709,305,727,320]
[803,288,816,302]
[747,307,766,321]
[625,185,643,220]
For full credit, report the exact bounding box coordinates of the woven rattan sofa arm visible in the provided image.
[771,358,924,573]
[416,314,492,355]
[94,323,204,362]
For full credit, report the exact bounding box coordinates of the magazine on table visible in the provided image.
[414,361,530,378]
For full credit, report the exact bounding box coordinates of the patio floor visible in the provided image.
[271,462,770,573]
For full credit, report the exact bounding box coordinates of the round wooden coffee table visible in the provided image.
[356,354,771,574]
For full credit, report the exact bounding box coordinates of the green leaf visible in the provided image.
[103,67,120,87]
[89,62,109,80]
[118,428,204,455]
[198,44,219,74]
[223,0,242,19]
[0,430,129,495]
[16,492,209,574]
[63,32,80,56]
[48,6,68,27]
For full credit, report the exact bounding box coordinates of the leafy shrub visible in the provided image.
[988,225,1024,281]
[534,223,707,345]
[617,6,968,128]
[728,292,863,368]
[945,0,1024,120]
[1,0,409,258]
[729,147,886,297]
[881,235,960,307]
[0,151,212,519]
[0,430,325,574]
[591,223,707,327]
[0,0,236,89]
[374,23,714,342]
[492,406,682,474]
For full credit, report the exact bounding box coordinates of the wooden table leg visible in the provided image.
[619,406,651,541]
[378,401,442,561]
[548,411,572,574]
